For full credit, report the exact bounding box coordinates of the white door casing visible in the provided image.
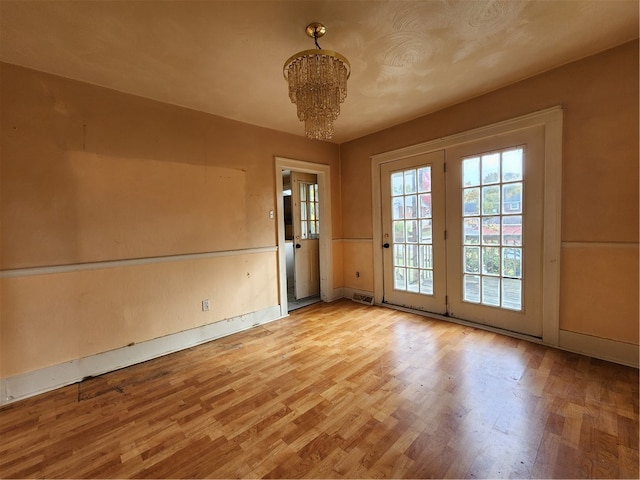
[275,157,334,317]
[372,107,562,344]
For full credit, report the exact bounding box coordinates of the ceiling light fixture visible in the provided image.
[283,22,350,140]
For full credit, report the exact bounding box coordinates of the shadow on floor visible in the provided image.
[287,286,321,311]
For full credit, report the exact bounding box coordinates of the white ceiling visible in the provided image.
[1,0,638,143]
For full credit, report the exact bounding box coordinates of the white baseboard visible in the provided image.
[558,329,639,368]
[5,305,633,406]
[0,305,282,405]
[376,302,639,369]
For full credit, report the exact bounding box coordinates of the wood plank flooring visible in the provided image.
[1,300,638,478]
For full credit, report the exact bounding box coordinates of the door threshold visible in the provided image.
[379,302,543,345]
[288,295,321,312]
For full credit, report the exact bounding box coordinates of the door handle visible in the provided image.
[295,243,302,249]
[383,243,390,248]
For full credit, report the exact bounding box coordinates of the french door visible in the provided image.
[380,126,545,337]
[381,151,447,314]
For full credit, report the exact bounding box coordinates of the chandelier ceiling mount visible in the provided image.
[305,22,326,42]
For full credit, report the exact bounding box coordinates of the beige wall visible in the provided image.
[0,63,340,378]
[1,40,638,381]
[339,40,639,345]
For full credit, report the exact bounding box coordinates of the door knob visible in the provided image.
[383,243,390,248]
[295,243,302,249]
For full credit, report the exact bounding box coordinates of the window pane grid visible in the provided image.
[300,183,319,239]
[461,147,524,310]
[390,166,433,296]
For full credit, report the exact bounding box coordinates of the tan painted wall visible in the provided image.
[342,240,375,293]
[340,40,639,345]
[1,40,638,380]
[0,63,340,378]
[1,254,277,376]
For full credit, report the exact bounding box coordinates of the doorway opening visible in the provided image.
[275,157,334,317]
[282,169,320,311]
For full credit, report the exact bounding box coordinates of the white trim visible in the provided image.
[0,246,278,279]
[330,287,345,302]
[0,305,282,405]
[384,302,545,344]
[380,303,638,368]
[371,106,563,345]
[371,177,384,307]
[559,330,639,368]
[371,106,564,163]
[541,109,563,346]
[274,157,333,317]
[3,304,633,406]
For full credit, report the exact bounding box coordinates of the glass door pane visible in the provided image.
[461,148,523,310]
[299,182,320,240]
[390,166,434,295]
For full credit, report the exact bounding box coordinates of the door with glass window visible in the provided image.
[445,127,544,336]
[380,151,447,314]
[291,171,320,299]
[380,126,545,337]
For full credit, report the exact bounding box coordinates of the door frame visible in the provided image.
[275,156,333,317]
[371,106,563,345]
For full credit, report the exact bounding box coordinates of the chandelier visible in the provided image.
[283,22,350,140]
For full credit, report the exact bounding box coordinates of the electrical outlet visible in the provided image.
[356,271,360,278]
[202,299,210,311]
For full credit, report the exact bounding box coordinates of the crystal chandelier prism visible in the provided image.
[283,22,350,140]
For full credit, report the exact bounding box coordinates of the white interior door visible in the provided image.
[380,151,447,314]
[380,126,545,337]
[291,171,320,299]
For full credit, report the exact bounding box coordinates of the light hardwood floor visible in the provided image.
[1,300,638,478]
